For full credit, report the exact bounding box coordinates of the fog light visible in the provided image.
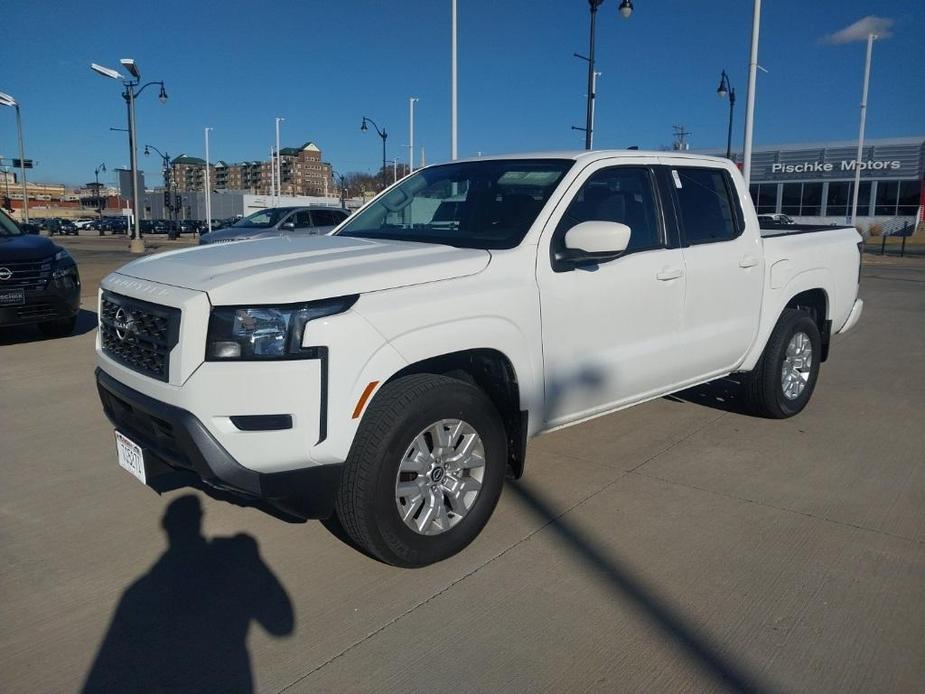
[211,341,241,359]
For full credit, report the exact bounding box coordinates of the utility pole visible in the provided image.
[451,0,458,160]
[204,127,213,233]
[850,33,876,227]
[742,0,761,185]
[409,97,419,173]
[672,124,692,151]
[275,117,284,202]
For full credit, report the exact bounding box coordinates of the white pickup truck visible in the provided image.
[96,151,863,566]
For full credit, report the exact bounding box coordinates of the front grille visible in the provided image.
[100,291,181,381]
[0,256,54,291]
[99,386,189,467]
[17,303,57,319]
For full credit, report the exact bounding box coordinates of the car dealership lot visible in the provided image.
[1,239,923,693]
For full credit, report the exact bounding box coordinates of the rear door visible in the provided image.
[536,160,688,427]
[661,161,764,379]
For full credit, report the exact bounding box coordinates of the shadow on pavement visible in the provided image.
[509,479,772,693]
[0,308,97,346]
[664,376,750,415]
[82,495,294,693]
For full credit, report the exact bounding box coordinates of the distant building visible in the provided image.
[168,141,334,196]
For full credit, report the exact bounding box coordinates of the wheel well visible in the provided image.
[785,288,831,362]
[387,349,528,478]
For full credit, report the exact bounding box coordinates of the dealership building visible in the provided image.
[709,136,924,227]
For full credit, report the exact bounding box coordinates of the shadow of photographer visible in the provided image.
[82,495,294,693]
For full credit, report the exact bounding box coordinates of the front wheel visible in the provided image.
[742,309,821,418]
[336,374,507,567]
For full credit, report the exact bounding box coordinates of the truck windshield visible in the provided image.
[337,159,573,249]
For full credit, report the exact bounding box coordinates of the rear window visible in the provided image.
[673,168,740,244]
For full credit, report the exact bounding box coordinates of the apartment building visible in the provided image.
[168,141,333,196]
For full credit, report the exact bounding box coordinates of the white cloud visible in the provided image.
[822,16,895,44]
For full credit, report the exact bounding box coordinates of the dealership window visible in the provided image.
[749,184,777,213]
[897,181,921,216]
[781,183,801,214]
[826,181,871,217]
[875,180,899,216]
[801,183,823,216]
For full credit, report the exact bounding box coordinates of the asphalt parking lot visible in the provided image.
[1,238,923,693]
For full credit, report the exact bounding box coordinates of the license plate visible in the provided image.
[0,288,24,306]
[115,431,147,485]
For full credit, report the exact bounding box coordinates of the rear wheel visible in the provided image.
[336,374,507,567]
[742,309,821,418]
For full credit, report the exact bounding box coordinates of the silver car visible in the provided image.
[198,206,349,245]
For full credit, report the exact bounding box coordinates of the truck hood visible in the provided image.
[115,234,491,304]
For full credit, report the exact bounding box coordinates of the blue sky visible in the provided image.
[4,0,924,185]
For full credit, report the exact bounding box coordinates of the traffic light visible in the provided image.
[163,190,171,208]
[175,194,182,210]
[12,159,33,169]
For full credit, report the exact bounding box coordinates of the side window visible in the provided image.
[553,166,662,253]
[311,209,338,227]
[673,168,739,244]
[290,211,313,228]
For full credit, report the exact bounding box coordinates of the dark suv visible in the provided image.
[0,211,81,336]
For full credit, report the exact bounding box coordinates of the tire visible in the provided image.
[336,374,507,567]
[742,309,821,418]
[38,315,77,338]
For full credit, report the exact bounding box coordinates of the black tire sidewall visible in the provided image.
[768,314,821,417]
[366,381,507,567]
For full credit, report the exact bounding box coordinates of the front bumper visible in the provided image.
[0,274,80,328]
[96,367,343,519]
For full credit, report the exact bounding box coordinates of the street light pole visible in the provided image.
[89,59,168,253]
[0,93,30,222]
[576,0,632,151]
[850,33,876,227]
[361,116,388,190]
[742,0,761,186]
[451,0,458,160]
[204,127,213,233]
[144,145,171,223]
[716,70,736,160]
[409,97,419,173]
[94,162,106,221]
[275,117,284,203]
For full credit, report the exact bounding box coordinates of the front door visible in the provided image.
[536,162,687,427]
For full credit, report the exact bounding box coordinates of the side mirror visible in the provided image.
[555,221,632,271]
[280,221,296,230]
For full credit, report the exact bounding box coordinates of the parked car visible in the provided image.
[47,219,78,236]
[0,210,80,336]
[100,217,128,234]
[197,206,349,245]
[19,222,41,235]
[757,213,796,226]
[73,219,97,229]
[95,151,864,567]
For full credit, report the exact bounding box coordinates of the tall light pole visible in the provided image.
[409,97,419,173]
[331,169,347,209]
[93,162,107,221]
[204,127,213,233]
[741,0,761,186]
[0,91,29,222]
[360,116,388,190]
[90,59,168,253]
[574,0,633,150]
[144,144,171,223]
[275,116,284,203]
[850,33,876,226]
[451,0,458,160]
[716,70,737,160]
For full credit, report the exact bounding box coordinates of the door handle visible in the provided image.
[739,255,759,268]
[656,267,683,281]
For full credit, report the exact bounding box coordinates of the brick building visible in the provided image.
[169,141,333,196]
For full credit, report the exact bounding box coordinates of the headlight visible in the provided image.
[54,249,72,263]
[206,296,357,360]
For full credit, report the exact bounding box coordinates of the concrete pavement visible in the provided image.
[1,241,923,693]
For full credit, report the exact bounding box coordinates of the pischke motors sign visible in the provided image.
[770,159,901,175]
